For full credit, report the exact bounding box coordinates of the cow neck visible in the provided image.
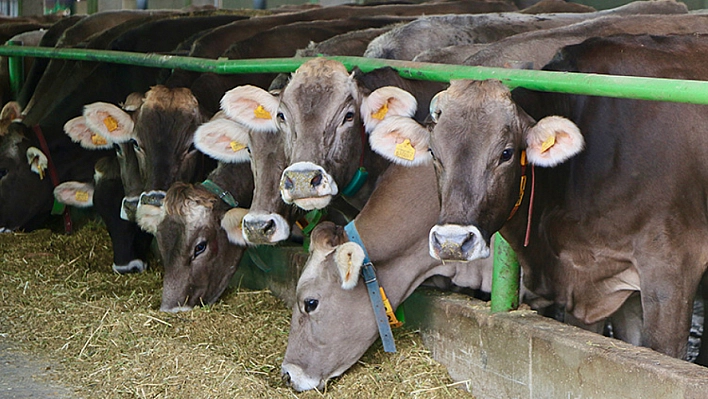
[506,150,535,247]
[200,179,239,208]
[344,220,401,353]
[32,124,73,234]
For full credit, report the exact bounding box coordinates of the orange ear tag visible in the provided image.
[75,191,90,203]
[91,133,107,146]
[541,135,556,153]
[394,139,416,161]
[103,116,119,132]
[253,105,271,119]
[230,140,246,152]
[372,102,389,120]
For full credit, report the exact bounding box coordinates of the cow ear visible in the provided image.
[121,92,144,111]
[64,116,113,150]
[194,115,250,163]
[525,116,584,167]
[136,197,165,235]
[25,146,47,179]
[361,86,417,133]
[1,101,21,122]
[369,116,431,166]
[334,242,364,290]
[221,85,278,133]
[54,181,94,208]
[221,207,249,246]
[83,102,134,143]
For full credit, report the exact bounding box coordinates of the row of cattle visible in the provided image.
[1,0,707,392]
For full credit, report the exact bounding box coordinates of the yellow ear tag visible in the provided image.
[380,287,403,328]
[91,133,107,146]
[541,135,556,153]
[75,191,90,203]
[372,102,389,120]
[230,140,246,152]
[253,105,271,119]
[103,116,119,132]
[394,139,416,161]
[37,165,45,180]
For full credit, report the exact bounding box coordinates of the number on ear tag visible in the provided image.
[254,105,271,119]
[91,133,107,146]
[75,191,90,202]
[103,116,119,132]
[230,140,246,152]
[394,139,415,161]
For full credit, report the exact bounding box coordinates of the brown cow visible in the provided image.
[366,34,708,361]
[281,163,493,391]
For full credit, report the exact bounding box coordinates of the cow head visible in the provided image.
[156,181,249,312]
[281,222,377,392]
[0,102,55,232]
[368,79,583,261]
[222,58,416,211]
[281,219,491,391]
[201,96,291,245]
[80,85,210,232]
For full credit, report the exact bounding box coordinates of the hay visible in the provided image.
[0,221,474,398]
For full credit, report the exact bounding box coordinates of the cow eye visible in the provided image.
[113,143,123,157]
[0,168,7,179]
[500,148,514,163]
[304,298,319,313]
[193,240,207,259]
[427,147,436,160]
[277,112,286,123]
[343,111,354,124]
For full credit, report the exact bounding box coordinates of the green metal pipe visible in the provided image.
[6,41,24,101]
[3,46,708,104]
[490,233,520,313]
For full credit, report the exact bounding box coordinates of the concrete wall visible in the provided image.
[404,290,708,399]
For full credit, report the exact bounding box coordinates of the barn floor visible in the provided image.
[0,220,474,398]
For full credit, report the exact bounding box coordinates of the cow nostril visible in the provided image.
[284,176,294,190]
[310,173,323,187]
[282,371,292,386]
[263,219,275,235]
[460,233,477,254]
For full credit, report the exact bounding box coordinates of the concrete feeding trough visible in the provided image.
[233,245,708,399]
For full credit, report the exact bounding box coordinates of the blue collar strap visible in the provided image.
[200,179,239,208]
[344,221,397,353]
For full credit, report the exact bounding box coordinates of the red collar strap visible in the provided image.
[507,150,534,247]
[32,125,73,234]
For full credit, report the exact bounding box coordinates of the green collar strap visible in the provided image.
[200,179,239,208]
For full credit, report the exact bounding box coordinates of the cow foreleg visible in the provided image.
[94,176,150,274]
[640,280,696,360]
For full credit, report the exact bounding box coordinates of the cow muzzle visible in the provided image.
[120,196,140,222]
[429,224,490,261]
[242,212,290,245]
[280,364,325,392]
[136,190,167,234]
[280,162,338,210]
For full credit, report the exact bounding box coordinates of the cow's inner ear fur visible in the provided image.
[194,116,250,164]
[83,102,134,143]
[525,115,584,167]
[335,242,364,290]
[221,207,249,246]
